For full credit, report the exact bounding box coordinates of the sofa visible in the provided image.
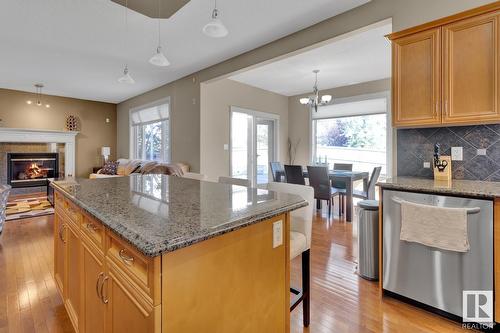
[89,159,190,179]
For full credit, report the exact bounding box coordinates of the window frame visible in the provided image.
[129,97,171,163]
[309,91,392,176]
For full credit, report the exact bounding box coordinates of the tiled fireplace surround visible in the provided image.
[0,143,65,194]
[397,124,500,181]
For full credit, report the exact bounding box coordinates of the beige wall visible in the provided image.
[117,0,497,171]
[289,78,391,167]
[0,88,117,177]
[200,79,288,181]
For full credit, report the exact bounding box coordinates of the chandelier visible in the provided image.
[26,84,50,108]
[299,70,332,112]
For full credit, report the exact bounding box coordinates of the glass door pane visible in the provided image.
[255,119,274,185]
[231,112,252,181]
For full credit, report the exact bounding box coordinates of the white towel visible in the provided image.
[399,200,470,252]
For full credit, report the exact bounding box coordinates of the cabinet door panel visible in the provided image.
[443,12,500,123]
[81,242,106,333]
[106,269,154,333]
[65,223,81,331]
[392,27,441,127]
[54,212,66,296]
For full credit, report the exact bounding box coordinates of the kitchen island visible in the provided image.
[51,174,307,333]
[377,177,500,323]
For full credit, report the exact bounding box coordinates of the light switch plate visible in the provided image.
[477,148,487,156]
[223,144,229,151]
[273,220,283,248]
[451,147,463,161]
[423,162,431,168]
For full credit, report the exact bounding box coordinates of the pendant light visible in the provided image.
[202,0,228,38]
[118,0,135,84]
[26,84,50,108]
[149,0,170,67]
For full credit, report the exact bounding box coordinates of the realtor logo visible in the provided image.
[463,290,493,323]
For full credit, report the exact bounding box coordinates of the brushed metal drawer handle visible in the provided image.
[86,223,98,232]
[96,272,104,299]
[119,249,134,265]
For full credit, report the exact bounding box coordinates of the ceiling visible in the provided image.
[229,22,392,96]
[0,0,369,104]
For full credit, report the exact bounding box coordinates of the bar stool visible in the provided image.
[267,182,313,327]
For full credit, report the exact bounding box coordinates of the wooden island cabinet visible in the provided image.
[52,177,302,333]
[389,2,500,128]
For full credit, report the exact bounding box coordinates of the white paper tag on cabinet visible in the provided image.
[273,220,283,248]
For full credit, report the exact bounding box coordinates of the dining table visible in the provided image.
[302,169,370,222]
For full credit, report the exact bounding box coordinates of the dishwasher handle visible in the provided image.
[392,197,480,215]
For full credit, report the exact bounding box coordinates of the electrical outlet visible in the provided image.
[273,220,283,248]
[423,162,431,168]
[477,149,487,156]
[451,147,463,161]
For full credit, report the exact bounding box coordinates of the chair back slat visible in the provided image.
[367,167,382,200]
[306,166,330,200]
[332,163,352,189]
[284,165,305,185]
[269,162,285,182]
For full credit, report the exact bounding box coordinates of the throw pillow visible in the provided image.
[100,161,119,175]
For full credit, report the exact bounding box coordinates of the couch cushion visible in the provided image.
[117,159,142,176]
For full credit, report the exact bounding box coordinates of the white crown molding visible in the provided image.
[0,127,78,178]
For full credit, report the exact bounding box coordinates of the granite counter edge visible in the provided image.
[376,182,498,199]
[51,182,307,257]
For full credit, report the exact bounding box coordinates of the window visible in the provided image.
[312,95,389,177]
[130,98,170,162]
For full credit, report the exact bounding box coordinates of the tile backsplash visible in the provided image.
[397,124,500,181]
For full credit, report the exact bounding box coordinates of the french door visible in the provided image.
[230,107,278,187]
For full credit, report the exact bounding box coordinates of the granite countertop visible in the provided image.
[377,176,500,199]
[51,175,307,257]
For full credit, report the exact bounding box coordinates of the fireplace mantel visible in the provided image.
[0,128,78,177]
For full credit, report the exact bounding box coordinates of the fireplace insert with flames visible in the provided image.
[7,153,59,188]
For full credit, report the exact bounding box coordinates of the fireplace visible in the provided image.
[7,153,59,188]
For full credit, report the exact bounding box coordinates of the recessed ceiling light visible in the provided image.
[45,104,50,108]
[26,100,32,105]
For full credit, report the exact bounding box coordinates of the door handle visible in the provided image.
[101,275,109,304]
[96,272,104,299]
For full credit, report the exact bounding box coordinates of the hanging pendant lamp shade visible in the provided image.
[149,0,170,67]
[149,46,170,66]
[118,65,135,84]
[118,0,136,83]
[203,1,228,38]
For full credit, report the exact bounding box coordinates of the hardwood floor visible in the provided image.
[0,207,469,332]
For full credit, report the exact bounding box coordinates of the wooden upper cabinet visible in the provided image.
[443,12,500,124]
[392,28,442,127]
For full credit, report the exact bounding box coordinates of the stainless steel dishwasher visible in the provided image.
[382,189,493,318]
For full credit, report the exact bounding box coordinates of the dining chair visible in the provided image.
[269,162,285,182]
[0,184,11,235]
[218,176,250,187]
[284,165,306,185]
[267,182,313,327]
[333,163,352,216]
[182,172,208,181]
[306,166,342,218]
[353,167,382,200]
